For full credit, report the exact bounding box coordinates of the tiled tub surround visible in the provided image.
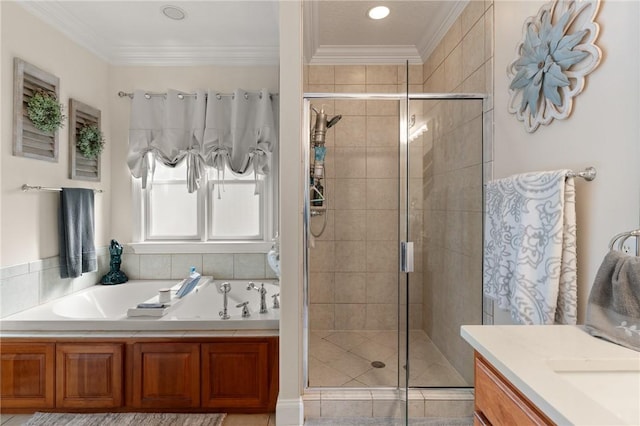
[0,279,280,331]
[122,252,278,281]
[0,250,275,319]
[0,247,110,318]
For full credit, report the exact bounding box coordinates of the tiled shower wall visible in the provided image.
[0,249,275,318]
[420,0,494,383]
[304,64,425,331]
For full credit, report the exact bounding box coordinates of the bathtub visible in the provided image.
[0,278,279,331]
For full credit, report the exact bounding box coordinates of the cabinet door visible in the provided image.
[475,354,552,425]
[0,343,55,408]
[56,343,123,408]
[132,343,200,408]
[201,341,274,410]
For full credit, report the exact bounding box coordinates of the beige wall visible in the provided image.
[493,0,640,324]
[420,0,493,383]
[108,65,279,244]
[1,2,111,267]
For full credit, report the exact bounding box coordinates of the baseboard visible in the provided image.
[276,396,304,426]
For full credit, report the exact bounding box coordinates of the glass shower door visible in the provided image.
[405,96,485,391]
[304,91,410,424]
[398,88,410,425]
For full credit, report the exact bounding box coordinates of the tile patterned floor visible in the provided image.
[0,413,275,426]
[309,330,468,388]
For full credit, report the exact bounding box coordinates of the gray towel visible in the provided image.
[585,250,640,351]
[58,188,97,278]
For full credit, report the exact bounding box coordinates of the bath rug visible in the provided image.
[304,417,473,426]
[25,412,226,426]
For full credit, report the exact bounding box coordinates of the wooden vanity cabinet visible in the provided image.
[0,343,55,409]
[474,352,552,426]
[56,343,123,408]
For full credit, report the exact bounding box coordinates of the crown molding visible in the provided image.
[16,1,279,66]
[17,1,111,62]
[416,0,469,62]
[110,46,280,66]
[309,45,422,65]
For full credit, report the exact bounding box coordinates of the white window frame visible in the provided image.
[131,150,278,254]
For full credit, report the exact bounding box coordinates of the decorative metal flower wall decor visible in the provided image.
[507,0,601,132]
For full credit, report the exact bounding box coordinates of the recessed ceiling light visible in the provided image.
[161,5,186,21]
[367,6,390,20]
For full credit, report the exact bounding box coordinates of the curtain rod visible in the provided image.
[22,184,104,193]
[117,91,278,100]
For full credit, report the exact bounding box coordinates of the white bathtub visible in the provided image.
[0,278,279,331]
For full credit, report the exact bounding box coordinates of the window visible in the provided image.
[138,159,277,244]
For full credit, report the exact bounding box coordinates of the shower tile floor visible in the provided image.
[309,330,468,388]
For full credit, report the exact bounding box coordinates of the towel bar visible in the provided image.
[566,166,596,181]
[608,229,640,251]
[22,184,104,193]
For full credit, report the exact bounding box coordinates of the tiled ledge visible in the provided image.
[303,388,474,419]
[0,247,276,319]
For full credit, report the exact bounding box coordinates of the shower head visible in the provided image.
[326,115,342,129]
[311,108,342,146]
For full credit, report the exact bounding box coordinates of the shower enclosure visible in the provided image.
[303,89,485,420]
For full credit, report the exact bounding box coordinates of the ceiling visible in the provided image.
[17,0,466,66]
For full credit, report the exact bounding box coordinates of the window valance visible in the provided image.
[127,88,277,193]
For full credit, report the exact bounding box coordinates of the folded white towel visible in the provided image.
[483,170,577,325]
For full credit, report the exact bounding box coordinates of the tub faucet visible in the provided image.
[247,282,268,314]
[237,301,250,318]
[219,282,231,320]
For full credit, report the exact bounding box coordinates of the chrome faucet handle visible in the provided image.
[236,301,250,318]
[219,282,231,320]
[247,282,268,313]
[272,293,280,309]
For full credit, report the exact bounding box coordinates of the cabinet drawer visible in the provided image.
[475,354,552,426]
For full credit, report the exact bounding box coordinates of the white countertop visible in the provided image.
[461,325,640,426]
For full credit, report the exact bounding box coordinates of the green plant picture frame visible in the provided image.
[69,99,102,182]
[13,58,61,162]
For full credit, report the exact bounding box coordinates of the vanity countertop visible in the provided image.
[461,325,640,425]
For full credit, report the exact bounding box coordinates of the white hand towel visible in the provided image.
[483,170,577,325]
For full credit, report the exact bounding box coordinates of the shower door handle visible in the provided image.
[401,241,414,273]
